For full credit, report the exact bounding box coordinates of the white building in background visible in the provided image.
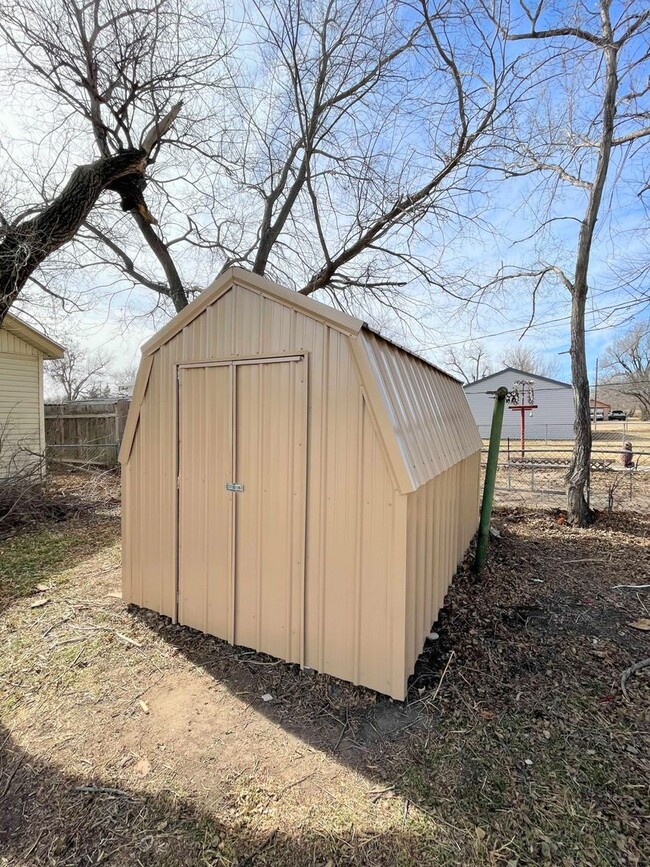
[463,367,575,441]
[0,314,65,478]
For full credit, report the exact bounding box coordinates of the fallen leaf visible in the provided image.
[138,700,150,714]
[475,826,486,841]
[480,710,495,721]
[35,583,49,593]
[133,758,151,777]
[628,618,650,632]
[555,515,565,525]
[30,599,49,609]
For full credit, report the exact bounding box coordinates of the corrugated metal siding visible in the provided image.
[233,359,307,663]
[0,349,43,477]
[177,364,233,638]
[361,330,483,489]
[464,369,575,440]
[404,450,481,678]
[122,280,408,697]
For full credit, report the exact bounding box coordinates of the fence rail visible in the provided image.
[44,399,130,467]
[482,442,650,511]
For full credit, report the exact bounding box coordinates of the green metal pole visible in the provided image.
[474,386,508,574]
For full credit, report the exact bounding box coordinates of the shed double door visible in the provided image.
[177,357,307,663]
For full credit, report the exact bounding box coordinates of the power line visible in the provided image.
[427,296,650,351]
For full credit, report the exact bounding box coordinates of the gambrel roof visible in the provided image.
[121,268,481,493]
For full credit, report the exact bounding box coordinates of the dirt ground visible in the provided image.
[1,482,649,866]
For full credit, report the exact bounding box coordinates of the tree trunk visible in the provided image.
[565,14,617,526]
[566,288,595,525]
[0,150,149,323]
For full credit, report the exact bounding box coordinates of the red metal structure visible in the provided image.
[509,380,538,457]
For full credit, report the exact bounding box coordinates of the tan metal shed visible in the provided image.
[119,268,482,699]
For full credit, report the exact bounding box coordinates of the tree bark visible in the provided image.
[565,5,617,526]
[131,212,188,312]
[0,150,150,323]
[566,289,595,525]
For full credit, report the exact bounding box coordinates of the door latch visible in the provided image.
[225,483,244,492]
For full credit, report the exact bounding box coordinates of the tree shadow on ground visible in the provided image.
[0,514,120,615]
[3,508,648,865]
[125,508,650,865]
[0,723,450,867]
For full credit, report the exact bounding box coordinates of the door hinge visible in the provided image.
[177,476,180,489]
[225,483,244,492]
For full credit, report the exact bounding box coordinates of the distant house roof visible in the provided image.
[463,366,571,389]
[590,398,611,409]
[2,314,65,359]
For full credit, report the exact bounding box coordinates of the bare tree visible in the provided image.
[446,340,492,383]
[602,322,650,419]
[0,0,225,321]
[501,344,561,379]
[496,0,650,526]
[45,337,110,402]
[1,0,524,327]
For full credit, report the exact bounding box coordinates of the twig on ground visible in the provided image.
[0,760,21,799]
[621,657,650,700]
[238,830,278,867]
[565,558,608,564]
[334,708,349,751]
[74,785,134,797]
[369,785,395,802]
[613,584,650,590]
[430,651,456,705]
[114,631,142,648]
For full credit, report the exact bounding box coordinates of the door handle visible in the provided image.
[225,483,244,492]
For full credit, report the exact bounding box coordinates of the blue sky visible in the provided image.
[1,0,648,392]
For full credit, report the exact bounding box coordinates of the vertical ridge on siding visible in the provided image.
[362,330,482,488]
[121,273,479,700]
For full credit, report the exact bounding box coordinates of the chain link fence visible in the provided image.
[483,428,650,511]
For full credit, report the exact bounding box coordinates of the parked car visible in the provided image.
[608,409,627,421]
[590,408,604,421]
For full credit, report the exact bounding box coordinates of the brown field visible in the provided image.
[485,420,650,460]
[1,475,649,866]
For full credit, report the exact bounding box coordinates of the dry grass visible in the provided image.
[483,421,650,511]
[1,494,649,866]
[485,420,650,460]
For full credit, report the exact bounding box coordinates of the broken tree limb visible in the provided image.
[621,657,650,700]
[141,102,183,155]
[0,103,182,323]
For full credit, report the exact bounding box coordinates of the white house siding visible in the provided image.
[0,330,44,477]
[463,368,575,440]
